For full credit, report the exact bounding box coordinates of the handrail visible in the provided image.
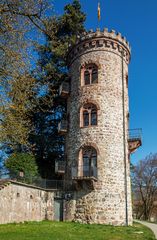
[72,165,97,178]
[58,120,67,131]
[59,82,70,96]
[128,128,142,141]
[55,161,65,173]
[0,174,68,190]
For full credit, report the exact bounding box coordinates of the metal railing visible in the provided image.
[55,161,65,173]
[128,128,142,141]
[58,120,68,133]
[59,82,70,96]
[0,172,67,190]
[72,165,97,178]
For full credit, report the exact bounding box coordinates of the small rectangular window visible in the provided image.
[91,111,97,125]
[92,69,98,83]
[83,111,89,126]
[84,71,90,85]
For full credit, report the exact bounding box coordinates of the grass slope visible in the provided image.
[0,221,155,240]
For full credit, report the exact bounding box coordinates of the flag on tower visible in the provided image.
[98,2,101,21]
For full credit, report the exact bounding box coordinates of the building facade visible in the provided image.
[59,28,141,226]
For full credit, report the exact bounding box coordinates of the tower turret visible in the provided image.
[62,28,141,225]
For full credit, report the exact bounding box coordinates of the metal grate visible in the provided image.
[58,120,67,133]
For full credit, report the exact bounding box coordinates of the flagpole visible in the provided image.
[97,1,101,29]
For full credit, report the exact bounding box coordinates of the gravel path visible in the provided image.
[135,220,157,239]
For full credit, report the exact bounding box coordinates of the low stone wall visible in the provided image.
[0,181,54,224]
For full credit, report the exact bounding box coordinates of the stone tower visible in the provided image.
[59,28,141,226]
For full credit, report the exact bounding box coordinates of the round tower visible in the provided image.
[65,28,132,226]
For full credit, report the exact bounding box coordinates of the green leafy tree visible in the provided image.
[5,152,38,178]
[0,74,36,151]
[30,0,86,178]
[0,0,53,151]
[0,0,86,179]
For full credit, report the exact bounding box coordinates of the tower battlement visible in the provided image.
[67,28,131,66]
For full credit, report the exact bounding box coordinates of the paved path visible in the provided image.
[135,220,157,239]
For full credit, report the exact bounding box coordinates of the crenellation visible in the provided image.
[89,29,94,33]
[116,32,122,41]
[110,29,116,37]
[104,27,108,32]
[96,28,101,36]
[67,29,131,67]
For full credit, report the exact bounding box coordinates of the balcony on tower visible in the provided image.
[55,161,65,175]
[128,128,142,154]
[59,81,70,98]
[58,120,68,135]
[71,165,97,190]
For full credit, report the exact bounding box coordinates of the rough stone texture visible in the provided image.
[65,29,133,225]
[0,181,54,224]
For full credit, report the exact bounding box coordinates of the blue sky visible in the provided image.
[53,0,157,164]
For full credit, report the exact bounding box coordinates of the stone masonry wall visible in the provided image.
[65,29,132,225]
[0,181,54,224]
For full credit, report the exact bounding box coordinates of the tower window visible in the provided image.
[81,103,97,127]
[84,70,90,85]
[82,64,98,86]
[83,110,89,126]
[78,146,97,178]
[92,68,98,84]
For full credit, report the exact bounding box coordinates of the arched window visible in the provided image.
[82,64,98,85]
[81,146,97,178]
[81,103,97,127]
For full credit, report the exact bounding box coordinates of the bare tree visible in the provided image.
[132,153,157,220]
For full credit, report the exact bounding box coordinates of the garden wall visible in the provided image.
[0,180,54,224]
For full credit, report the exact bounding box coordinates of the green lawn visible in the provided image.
[0,221,155,240]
